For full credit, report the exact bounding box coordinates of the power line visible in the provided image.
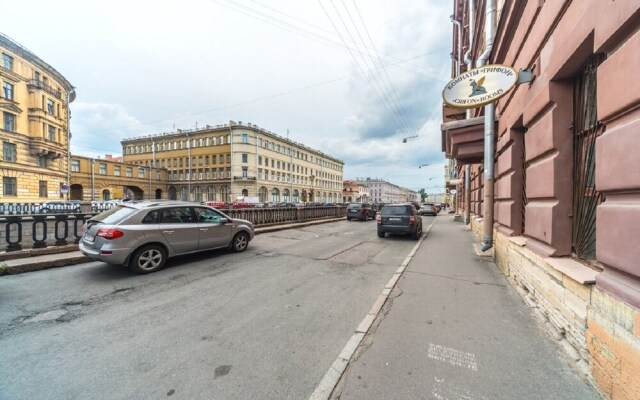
[319,0,411,136]
[73,47,448,143]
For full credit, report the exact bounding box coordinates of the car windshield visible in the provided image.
[89,205,138,225]
[347,204,363,209]
[381,206,410,215]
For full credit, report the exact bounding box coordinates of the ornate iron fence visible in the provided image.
[0,205,346,252]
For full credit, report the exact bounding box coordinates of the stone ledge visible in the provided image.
[509,236,527,247]
[544,257,600,284]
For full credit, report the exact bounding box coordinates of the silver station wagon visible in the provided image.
[79,201,255,274]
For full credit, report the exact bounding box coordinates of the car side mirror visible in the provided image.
[219,217,230,224]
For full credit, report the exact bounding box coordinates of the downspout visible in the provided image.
[450,15,462,76]
[478,0,497,252]
[464,0,476,226]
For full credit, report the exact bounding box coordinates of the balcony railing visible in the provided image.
[27,79,62,99]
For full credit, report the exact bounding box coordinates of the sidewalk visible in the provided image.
[326,216,602,400]
[0,217,344,275]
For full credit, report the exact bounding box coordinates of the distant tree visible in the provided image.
[418,188,427,202]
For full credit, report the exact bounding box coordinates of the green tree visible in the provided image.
[418,188,427,202]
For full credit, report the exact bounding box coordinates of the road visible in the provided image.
[0,218,418,400]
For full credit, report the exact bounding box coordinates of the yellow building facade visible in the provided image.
[69,155,168,201]
[122,121,344,203]
[0,33,74,202]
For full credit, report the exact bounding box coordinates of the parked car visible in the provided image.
[37,200,81,213]
[205,201,229,209]
[79,201,255,274]
[419,203,438,216]
[346,202,376,221]
[377,203,423,239]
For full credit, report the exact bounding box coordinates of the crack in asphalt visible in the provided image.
[404,270,507,287]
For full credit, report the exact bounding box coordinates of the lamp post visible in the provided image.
[65,89,76,201]
[418,163,430,168]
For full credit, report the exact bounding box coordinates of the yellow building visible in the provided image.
[0,33,75,202]
[69,154,168,201]
[122,121,344,203]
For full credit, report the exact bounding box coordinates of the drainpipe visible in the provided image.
[450,15,463,76]
[464,0,475,226]
[478,0,497,252]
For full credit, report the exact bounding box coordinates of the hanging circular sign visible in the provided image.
[442,64,518,109]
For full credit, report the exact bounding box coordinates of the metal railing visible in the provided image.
[0,204,346,251]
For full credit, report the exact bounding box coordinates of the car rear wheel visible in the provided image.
[412,227,422,240]
[130,244,166,274]
[377,231,385,238]
[231,232,249,252]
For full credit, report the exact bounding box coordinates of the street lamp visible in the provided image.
[418,164,430,168]
[403,135,419,143]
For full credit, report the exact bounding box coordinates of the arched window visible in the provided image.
[242,188,249,197]
[207,185,216,201]
[192,186,201,202]
[283,189,290,202]
[293,189,299,203]
[220,185,231,202]
[258,186,268,203]
[271,188,280,203]
[102,189,111,201]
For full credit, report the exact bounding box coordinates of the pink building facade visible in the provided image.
[442,1,640,398]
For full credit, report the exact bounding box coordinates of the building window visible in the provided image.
[3,112,16,132]
[2,53,13,70]
[242,153,248,163]
[2,142,16,162]
[226,154,231,163]
[2,82,13,100]
[139,167,145,178]
[39,180,48,197]
[114,166,121,176]
[3,176,16,196]
[242,133,248,143]
[258,156,262,165]
[48,125,56,141]
[242,167,248,178]
[99,163,107,174]
[38,155,47,168]
[47,99,55,114]
[126,167,133,177]
[71,159,80,172]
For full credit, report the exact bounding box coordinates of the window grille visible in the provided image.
[572,54,605,261]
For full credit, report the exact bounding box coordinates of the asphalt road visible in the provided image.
[0,219,418,400]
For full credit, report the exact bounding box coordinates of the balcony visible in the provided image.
[441,116,491,165]
[28,137,64,159]
[27,80,62,99]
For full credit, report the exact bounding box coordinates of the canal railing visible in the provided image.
[0,202,347,252]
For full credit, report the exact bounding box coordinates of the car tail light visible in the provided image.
[96,229,124,240]
[376,215,381,224]
[409,216,416,224]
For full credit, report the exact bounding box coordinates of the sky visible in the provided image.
[1,0,453,194]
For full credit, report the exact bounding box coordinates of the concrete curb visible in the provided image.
[0,217,345,276]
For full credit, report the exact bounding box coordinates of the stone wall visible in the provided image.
[468,216,640,398]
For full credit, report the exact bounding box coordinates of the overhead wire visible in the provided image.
[319,0,411,136]
[210,0,443,80]
[342,0,416,135]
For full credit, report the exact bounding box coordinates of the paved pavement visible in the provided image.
[1,215,605,399]
[316,216,603,400]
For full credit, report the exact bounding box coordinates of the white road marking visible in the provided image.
[428,344,478,371]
